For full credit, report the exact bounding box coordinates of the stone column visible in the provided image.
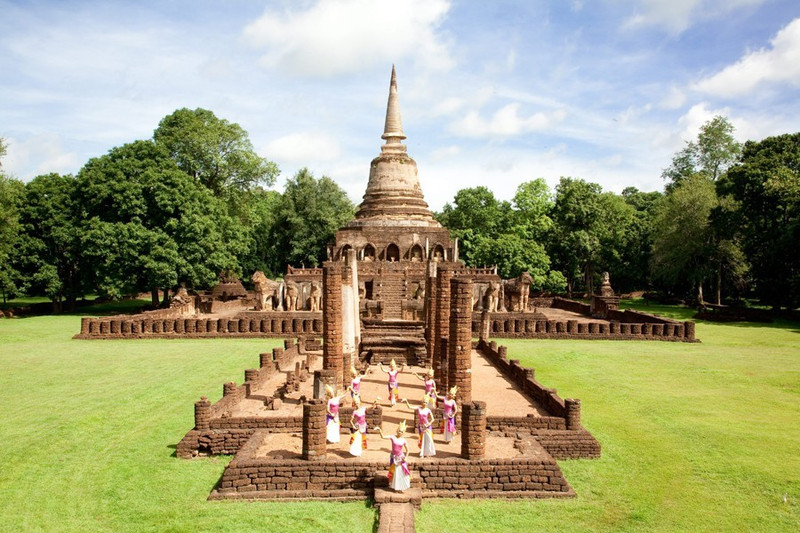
[424,259,438,366]
[194,396,211,431]
[433,267,453,387]
[448,277,473,404]
[460,401,486,459]
[565,398,582,430]
[479,311,491,342]
[683,321,696,341]
[302,399,327,460]
[341,250,357,379]
[223,382,237,397]
[323,262,344,389]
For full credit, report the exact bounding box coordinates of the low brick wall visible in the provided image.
[210,430,574,500]
[75,312,323,339]
[472,310,696,342]
[478,340,568,417]
[477,340,601,459]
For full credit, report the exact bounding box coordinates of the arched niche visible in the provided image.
[408,244,424,262]
[340,244,352,261]
[385,243,400,262]
[431,244,445,261]
[362,243,376,261]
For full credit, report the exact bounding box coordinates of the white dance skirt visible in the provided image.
[326,419,340,443]
[390,463,411,491]
[349,431,363,456]
[420,429,436,457]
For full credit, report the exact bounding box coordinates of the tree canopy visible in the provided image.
[154,107,279,196]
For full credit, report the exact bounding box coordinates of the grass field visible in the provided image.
[1,303,798,532]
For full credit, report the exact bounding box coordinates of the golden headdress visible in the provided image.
[397,420,407,433]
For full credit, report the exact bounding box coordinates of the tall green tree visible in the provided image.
[662,115,741,190]
[719,133,800,308]
[651,175,718,302]
[512,178,554,241]
[15,173,83,310]
[550,177,608,296]
[600,187,662,293]
[153,108,279,197]
[437,186,515,266]
[76,140,244,304]
[272,168,355,268]
[0,154,26,302]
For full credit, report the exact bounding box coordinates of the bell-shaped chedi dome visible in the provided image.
[347,66,442,228]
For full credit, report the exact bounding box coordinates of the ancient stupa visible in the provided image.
[332,66,455,263]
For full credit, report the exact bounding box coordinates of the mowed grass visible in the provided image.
[1,303,799,532]
[420,306,800,532]
[0,312,376,532]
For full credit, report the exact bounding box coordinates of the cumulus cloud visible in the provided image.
[622,0,766,34]
[451,103,567,138]
[241,0,453,77]
[3,134,80,180]
[264,132,342,165]
[693,17,800,97]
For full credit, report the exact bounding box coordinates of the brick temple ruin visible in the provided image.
[80,68,696,524]
[75,71,696,345]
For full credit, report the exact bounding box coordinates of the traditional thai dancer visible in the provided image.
[379,359,404,406]
[376,421,411,491]
[403,398,436,457]
[440,386,458,443]
[325,385,347,444]
[412,367,438,408]
[349,396,369,456]
[348,364,369,405]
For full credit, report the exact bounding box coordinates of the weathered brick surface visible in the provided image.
[212,432,574,499]
[74,312,323,339]
[323,261,344,389]
[447,277,472,403]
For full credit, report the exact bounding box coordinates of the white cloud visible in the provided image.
[241,0,453,77]
[693,17,800,97]
[264,132,342,165]
[3,134,80,179]
[622,0,766,34]
[660,86,687,109]
[451,103,567,138]
[429,145,461,161]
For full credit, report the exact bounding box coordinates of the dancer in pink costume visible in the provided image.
[378,359,404,406]
[440,386,458,443]
[376,421,411,491]
[403,398,436,457]
[412,367,438,409]
[324,385,347,444]
[349,395,370,456]
[348,364,369,405]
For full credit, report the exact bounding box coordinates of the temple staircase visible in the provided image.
[360,319,427,366]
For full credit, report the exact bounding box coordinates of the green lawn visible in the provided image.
[1,305,799,532]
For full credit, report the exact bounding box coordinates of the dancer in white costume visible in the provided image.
[412,367,438,409]
[349,396,369,456]
[325,385,347,444]
[378,359,404,406]
[348,364,369,406]
[403,398,436,457]
[440,386,459,443]
[377,422,411,491]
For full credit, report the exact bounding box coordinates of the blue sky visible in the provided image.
[1,0,799,210]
